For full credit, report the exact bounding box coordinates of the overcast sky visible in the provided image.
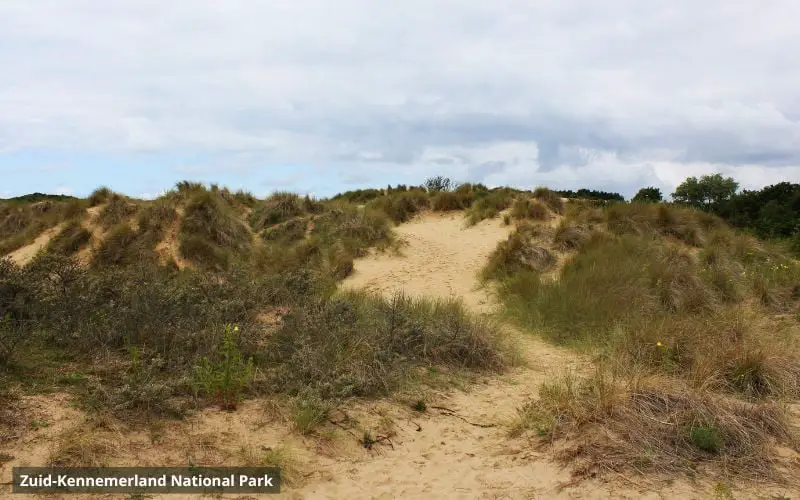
[2,1,799,199]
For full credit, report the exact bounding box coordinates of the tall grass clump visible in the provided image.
[88,186,113,207]
[511,198,550,222]
[533,187,565,214]
[368,189,430,223]
[250,192,322,232]
[482,225,555,280]
[179,190,253,269]
[97,193,138,228]
[465,189,514,225]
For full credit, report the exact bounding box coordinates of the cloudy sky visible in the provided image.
[1,1,799,199]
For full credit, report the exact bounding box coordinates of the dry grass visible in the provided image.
[513,370,797,481]
[511,198,550,221]
[240,444,302,486]
[48,418,120,467]
[533,187,565,214]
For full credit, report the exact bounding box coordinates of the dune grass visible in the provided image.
[487,202,800,481]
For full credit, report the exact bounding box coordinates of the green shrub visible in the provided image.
[0,313,25,366]
[424,176,453,193]
[431,191,472,211]
[268,291,510,399]
[291,390,331,435]
[193,324,254,410]
[689,425,724,454]
[483,227,555,280]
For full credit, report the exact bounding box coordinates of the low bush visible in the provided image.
[431,191,472,211]
[267,291,511,400]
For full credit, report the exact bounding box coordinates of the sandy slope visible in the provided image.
[342,212,510,313]
[6,222,65,266]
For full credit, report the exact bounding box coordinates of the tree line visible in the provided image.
[633,175,800,243]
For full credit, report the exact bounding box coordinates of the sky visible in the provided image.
[1,1,799,200]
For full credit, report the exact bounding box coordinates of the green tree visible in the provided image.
[671,174,738,211]
[424,176,453,193]
[632,187,663,203]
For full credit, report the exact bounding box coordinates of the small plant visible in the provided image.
[412,400,427,412]
[689,425,724,454]
[193,324,254,410]
[29,419,50,430]
[291,392,330,435]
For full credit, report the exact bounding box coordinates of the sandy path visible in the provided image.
[297,213,633,499]
[6,222,65,266]
[307,211,770,499]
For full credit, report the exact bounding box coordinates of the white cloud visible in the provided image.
[1,0,799,194]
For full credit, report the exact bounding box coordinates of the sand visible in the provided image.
[342,212,511,313]
[6,223,66,266]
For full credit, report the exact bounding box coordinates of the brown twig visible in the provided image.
[430,406,496,428]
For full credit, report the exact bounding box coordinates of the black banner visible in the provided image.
[13,467,280,494]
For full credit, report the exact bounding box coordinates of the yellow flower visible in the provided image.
[656,341,663,347]
[233,325,239,332]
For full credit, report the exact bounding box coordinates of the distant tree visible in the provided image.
[557,189,624,202]
[424,176,453,193]
[672,174,738,211]
[632,187,663,203]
